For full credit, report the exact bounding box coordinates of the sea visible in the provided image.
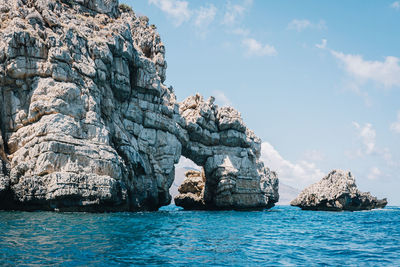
[0,205,399,266]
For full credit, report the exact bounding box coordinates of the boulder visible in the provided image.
[291,170,387,211]
[174,170,206,210]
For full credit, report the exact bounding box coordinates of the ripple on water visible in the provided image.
[0,206,399,266]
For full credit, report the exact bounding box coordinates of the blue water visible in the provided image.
[0,205,399,266]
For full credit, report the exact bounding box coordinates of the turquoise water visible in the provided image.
[0,205,399,266]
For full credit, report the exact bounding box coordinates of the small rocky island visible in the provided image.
[291,170,387,211]
[0,0,279,211]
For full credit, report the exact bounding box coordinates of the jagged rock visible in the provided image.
[178,94,279,210]
[174,170,206,210]
[291,170,387,211]
[0,0,279,211]
[74,0,119,17]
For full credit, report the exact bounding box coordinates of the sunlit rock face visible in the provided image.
[291,170,387,211]
[178,94,279,210]
[0,0,278,211]
[174,169,206,210]
[73,0,119,17]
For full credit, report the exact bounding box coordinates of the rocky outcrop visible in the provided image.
[0,0,279,211]
[75,0,119,17]
[291,170,387,211]
[178,94,279,210]
[174,169,205,210]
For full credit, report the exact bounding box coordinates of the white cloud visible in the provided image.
[287,19,326,32]
[194,4,217,28]
[315,39,327,49]
[353,122,376,155]
[149,0,191,26]
[222,0,253,26]
[349,122,398,168]
[367,167,381,180]
[391,1,400,10]
[261,142,325,189]
[242,38,277,57]
[331,50,400,88]
[390,111,400,133]
[288,19,310,31]
[213,90,232,107]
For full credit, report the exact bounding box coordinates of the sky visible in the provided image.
[121,0,400,205]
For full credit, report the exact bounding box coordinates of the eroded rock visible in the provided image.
[290,170,387,211]
[174,170,206,210]
[0,0,279,211]
[75,0,119,17]
[178,94,279,210]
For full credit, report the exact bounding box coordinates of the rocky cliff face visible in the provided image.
[291,170,387,211]
[0,0,279,211]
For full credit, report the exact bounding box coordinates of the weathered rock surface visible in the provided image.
[291,170,387,211]
[174,169,205,210]
[177,94,279,210]
[0,0,279,211]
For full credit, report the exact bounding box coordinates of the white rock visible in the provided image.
[291,170,387,211]
[0,0,278,211]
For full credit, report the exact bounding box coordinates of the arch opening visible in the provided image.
[170,156,206,209]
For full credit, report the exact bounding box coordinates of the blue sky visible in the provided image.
[122,0,400,205]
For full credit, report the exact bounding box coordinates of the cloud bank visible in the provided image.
[331,51,400,88]
[260,142,324,189]
[148,0,191,26]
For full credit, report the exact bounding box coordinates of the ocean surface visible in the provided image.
[0,205,399,266]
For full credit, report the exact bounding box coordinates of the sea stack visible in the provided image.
[291,170,387,211]
[0,0,278,211]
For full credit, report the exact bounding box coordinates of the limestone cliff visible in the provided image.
[291,170,387,211]
[0,0,279,211]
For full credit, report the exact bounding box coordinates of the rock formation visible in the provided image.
[291,170,387,211]
[174,169,205,210]
[177,94,279,210]
[0,0,279,211]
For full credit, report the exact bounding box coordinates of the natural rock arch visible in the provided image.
[0,0,278,211]
[177,94,278,209]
